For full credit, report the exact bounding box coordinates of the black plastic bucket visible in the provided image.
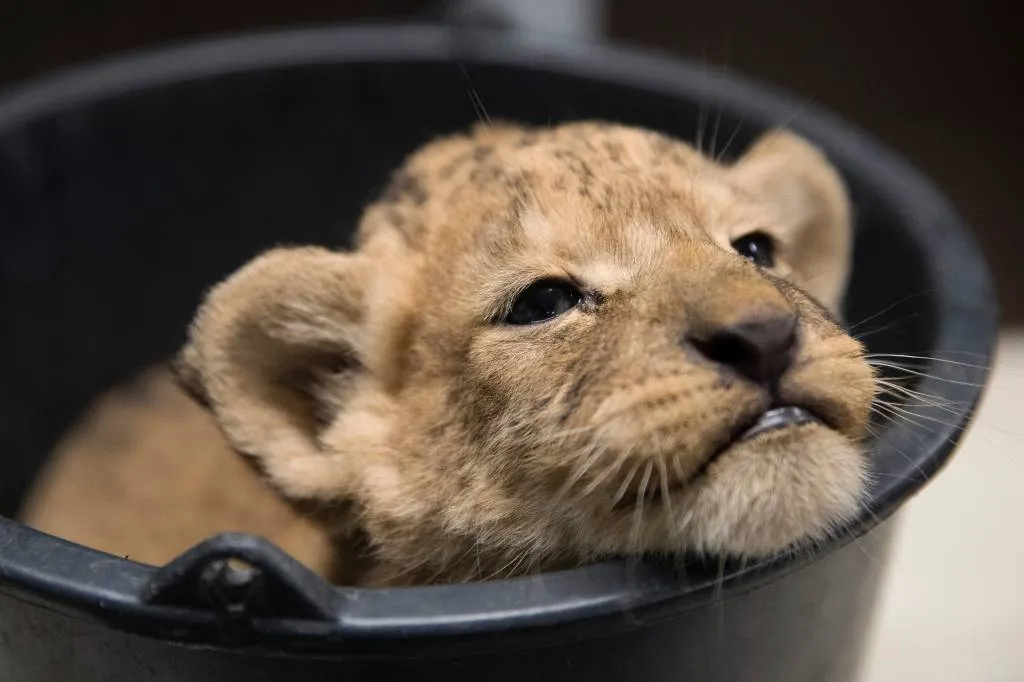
[0,24,997,682]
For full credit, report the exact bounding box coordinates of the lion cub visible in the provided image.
[22,122,875,587]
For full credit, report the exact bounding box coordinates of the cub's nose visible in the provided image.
[689,313,798,389]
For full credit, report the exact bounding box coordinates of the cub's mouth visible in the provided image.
[612,405,827,511]
[696,404,829,480]
[736,405,820,441]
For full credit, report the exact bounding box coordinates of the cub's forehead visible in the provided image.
[358,122,767,264]
[404,121,716,209]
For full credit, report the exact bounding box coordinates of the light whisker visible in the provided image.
[656,456,676,519]
[865,353,991,371]
[611,460,643,509]
[867,361,986,387]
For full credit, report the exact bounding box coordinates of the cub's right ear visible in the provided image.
[173,247,368,502]
[729,130,853,316]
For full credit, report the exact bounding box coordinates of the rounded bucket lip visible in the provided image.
[0,23,997,648]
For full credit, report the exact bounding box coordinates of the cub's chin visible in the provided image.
[680,421,867,559]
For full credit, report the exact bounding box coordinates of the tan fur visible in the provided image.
[21,122,875,586]
[20,367,340,576]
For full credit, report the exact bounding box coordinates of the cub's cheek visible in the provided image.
[467,343,580,398]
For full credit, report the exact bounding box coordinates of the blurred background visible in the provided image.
[1,0,1020,322]
[0,1,1020,680]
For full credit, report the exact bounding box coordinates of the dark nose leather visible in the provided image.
[689,314,798,389]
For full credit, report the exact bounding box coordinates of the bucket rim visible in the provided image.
[0,22,998,652]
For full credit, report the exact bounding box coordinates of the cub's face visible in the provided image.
[178,122,876,586]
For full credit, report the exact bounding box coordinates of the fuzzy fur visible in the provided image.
[22,122,875,586]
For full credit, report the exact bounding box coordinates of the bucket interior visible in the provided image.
[0,48,954,542]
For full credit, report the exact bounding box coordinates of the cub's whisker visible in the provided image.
[630,462,654,551]
[865,353,992,371]
[867,361,986,386]
[656,457,676,519]
[844,289,937,333]
[612,460,643,510]
[875,380,964,414]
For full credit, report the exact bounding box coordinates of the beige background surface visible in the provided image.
[860,330,1024,681]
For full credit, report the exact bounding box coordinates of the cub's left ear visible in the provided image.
[173,247,370,504]
[730,130,853,315]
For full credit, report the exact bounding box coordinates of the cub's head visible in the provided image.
[176,122,875,586]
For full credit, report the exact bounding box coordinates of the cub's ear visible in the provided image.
[730,129,853,316]
[173,247,368,502]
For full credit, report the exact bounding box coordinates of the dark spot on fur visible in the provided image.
[385,206,406,228]
[534,393,556,411]
[438,149,474,181]
[603,141,624,164]
[451,379,507,445]
[381,207,425,249]
[652,135,673,158]
[554,148,596,184]
[427,420,450,440]
[511,169,535,186]
[473,145,494,162]
[596,183,616,212]
[515,133,538,148]
[470,164,512,188]
[560,370,593,423]
[381,170,428,206]
[507,195,527,221]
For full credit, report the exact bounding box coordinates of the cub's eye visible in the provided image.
[731,232,776,268]
[504,279,583,325]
